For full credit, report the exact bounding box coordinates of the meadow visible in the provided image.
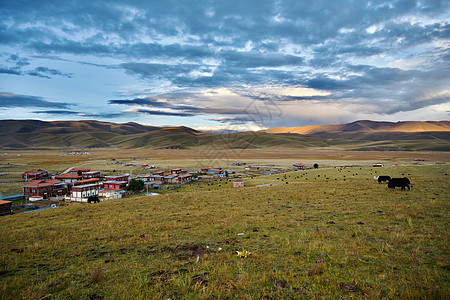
[0,149,449,299]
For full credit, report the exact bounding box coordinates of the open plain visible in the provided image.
[0,148,449,299]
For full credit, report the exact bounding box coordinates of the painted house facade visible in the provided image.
[103,181,127,190]
[22,169,48,181]
[82,171,101,179]
[233,180,244,187]
[245,166,260,171]
[22,179,67,199]
[207,168,223,174]
[135,175,150,182]
[69,168,91,175]
[55,173,82,184]
[174,173,193,184]
[293,163,305,170]
[66,183,101,202]
[201,167,223,173]
[171,168,183,175]
[149,175,165,182]
[105,174,130,182]
[74,178,101,186]
[0,200,13,216]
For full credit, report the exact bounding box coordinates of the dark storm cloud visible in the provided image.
[7,54,30,68]
[108,97,202,112]
[108,95,245,116]
[0,65,73,79]
[30,67,72,78]
[1,54,73,79]
[210,116,259,126]
[30,110,135,119]
[0,92,72,108]
[32,110,80,115]
[221,52,304,68]
[133,109,194,117]
[0,67,21,75]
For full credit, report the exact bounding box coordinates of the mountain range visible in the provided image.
[0,119,449,151]
[261,120,450,134]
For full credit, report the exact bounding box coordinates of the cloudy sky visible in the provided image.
[0,0,449,131]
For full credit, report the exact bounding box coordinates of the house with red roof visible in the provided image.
[68,168,91,175]
[103,181,127,190]
[22,179,67,199]
[74,178,101,186]
[233,180,244,187]
[171,168,183,175]
[173,173,193,184]
[22,169,48,181]
[82,171,101,179]
[244,166,260,171]
[66,183,101,202]
[105,174,130,182]
[293,163,305,170]
[55,173,83,185]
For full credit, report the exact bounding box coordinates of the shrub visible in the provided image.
[128,179,144,191]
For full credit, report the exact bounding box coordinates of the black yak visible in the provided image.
[87,196,100,203]
[388,177,412,190]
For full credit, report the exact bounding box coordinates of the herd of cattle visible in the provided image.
[375,175,413,190]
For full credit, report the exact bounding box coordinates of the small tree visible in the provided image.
[313,163,319,169]
[128,179,144,191]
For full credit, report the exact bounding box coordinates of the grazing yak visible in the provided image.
[387,177,412,190]
[87,196,100,203]
[377,176,391,183]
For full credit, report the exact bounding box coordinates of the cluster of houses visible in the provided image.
[19,166,219,203]
[21,167,133,202]
[0,162,318,214]
[18,161,315,205]
[136,168,194,184]
[21,168,122,203]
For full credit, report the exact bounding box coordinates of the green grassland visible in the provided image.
[0,164,449,299]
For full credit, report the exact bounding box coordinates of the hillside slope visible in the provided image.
[262,120,450,134]
[0,120,333,150]
[0,119,449,150]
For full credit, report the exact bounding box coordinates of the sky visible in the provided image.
[0,0,449,132]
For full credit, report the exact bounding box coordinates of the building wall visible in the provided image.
[0,202,12,216]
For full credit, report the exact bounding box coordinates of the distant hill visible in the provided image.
[0,119,449,151]
[0,120,201,149]
[0,120,330,150]
[260,120,450,151]
[261,120,450,134]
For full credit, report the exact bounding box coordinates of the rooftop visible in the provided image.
[22,169,47,174]
[72,183,101,189]
[70,168,91,172]
[22,179,64,188]
[55,174,82,179]
[105,174,130,178]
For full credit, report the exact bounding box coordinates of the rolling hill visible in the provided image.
[0,120,330,150]
[261,120,450,134]
[0,119,449,151]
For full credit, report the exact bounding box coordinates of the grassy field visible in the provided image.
[1,148,449,196]
[0,154,449,299]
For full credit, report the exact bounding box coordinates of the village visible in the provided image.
[0,160,315,215]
